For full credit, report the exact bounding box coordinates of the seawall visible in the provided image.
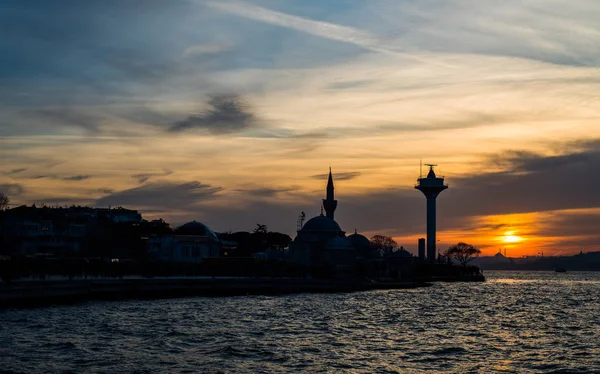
[0,277,430,308]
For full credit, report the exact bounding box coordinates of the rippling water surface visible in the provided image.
[2,271,600,373]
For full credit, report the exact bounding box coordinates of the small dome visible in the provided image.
[324,236,356,251]
[348,231,371,251]
[175,220,218,240]
[301,216,342,233]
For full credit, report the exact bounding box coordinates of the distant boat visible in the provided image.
[555,267,567,273]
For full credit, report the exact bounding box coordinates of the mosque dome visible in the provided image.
[175,220,219,240]
[324,236,356,251]
[301,215,343,233]
[348,231,371,251]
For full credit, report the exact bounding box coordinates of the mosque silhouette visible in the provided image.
[289,169,411,276]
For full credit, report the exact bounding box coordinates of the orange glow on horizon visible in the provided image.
[388,210,600,258]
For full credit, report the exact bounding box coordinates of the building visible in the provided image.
[96,207,142,223]
[0,205,148,257]
[0,205,95,255]
[290,214,357,269]
[148,221,221,264]
[288,168,418,279]
[289,169,367,276]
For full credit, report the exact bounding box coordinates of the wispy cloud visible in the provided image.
[205,1,448,66]
[132,169,173,184]
[206,1,378,48]
[62,175,91,181]
[168,94,258,134]
[182,43,232,58]
[27,174,92,182]
[96,181,223,210]
[27,108,105,133]
[311,172,362,181]
[5,168,27,175]
[233,186,299,198]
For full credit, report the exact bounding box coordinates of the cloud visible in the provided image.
[396,0,600,67]
[62,175,91,181]
[27,108,105,132]
[205,1,445,66]
[96,181,223,210]
[327,79,376,90]
[376,112,532,133]
[445,145,600,217]
[206,1,377,49]
[0,183,25,196]
[131,169,173,184]
[289,132,329,139]
[493,150,591,173]
[5,168,27,175]
[168,95,257,134]
[182,43,232,58]
[27,174,92,182]
[537,209,600,238]
[311,172,362,181]
[233,186,299,198]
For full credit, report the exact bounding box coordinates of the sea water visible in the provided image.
[1,271,599,373]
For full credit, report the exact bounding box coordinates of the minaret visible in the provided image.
[415,164,448,262]
[322,168,337,219]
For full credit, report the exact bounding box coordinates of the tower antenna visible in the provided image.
[420,159,422,178]
[297,211,306,231]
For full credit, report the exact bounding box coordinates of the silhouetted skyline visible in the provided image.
[1,1,600,256]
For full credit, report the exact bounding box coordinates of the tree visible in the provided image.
[0,193,9,211]
[222,229,292,257]
[444,242,481,266]
[370,235,398,256]
[253,224,268,234]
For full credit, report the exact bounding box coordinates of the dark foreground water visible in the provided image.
[1,271,599,373]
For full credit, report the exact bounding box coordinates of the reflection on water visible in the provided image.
[490,271,600,284]
[2,271,600,373]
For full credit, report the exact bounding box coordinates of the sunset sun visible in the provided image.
[503,233,523,243]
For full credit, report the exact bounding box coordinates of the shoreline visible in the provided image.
[1,277,432,308]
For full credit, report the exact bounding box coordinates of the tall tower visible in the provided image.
[322,168,338,219]
[415,164,448,262]
[418,238,426,261]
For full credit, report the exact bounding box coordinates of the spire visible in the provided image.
[326,167,334,200]
[322,167,338,219]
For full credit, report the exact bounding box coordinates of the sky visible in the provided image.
[1,0,600,256]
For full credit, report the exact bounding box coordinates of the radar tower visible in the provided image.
[415,164,448,262]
